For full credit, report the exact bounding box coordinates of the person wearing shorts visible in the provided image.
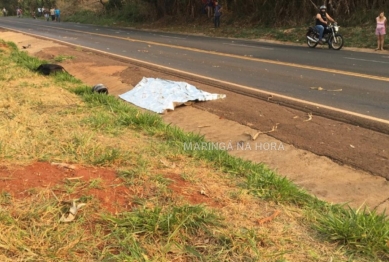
[375,12,387,51]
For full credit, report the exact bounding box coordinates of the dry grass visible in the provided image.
[0,40,377,261]
[0,56,145,166]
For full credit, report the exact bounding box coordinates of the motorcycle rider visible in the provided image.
[315,5,336,44]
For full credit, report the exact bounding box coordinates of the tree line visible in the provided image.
[1,0,387,26]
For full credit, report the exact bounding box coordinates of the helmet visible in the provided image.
[92,84,109,94]
[320,5,327,10]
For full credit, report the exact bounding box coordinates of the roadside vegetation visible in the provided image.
[64,9,377,49]
[0,0,381,49]
[0,39,388,261]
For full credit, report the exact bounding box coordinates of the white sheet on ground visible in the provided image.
[119,77,226,113]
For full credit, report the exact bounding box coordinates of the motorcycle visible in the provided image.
[306,23,344,50]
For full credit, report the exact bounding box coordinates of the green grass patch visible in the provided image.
[54,55,75,62]
[315,205,389,259]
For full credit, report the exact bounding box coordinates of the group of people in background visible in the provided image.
[2,6,60,22]
[40,7,61,22]
[202,0,223,28]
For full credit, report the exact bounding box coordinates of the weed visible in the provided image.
[104,204,222,258]
[0,191,12,204]
[180,171,198,183]
[54,55,75,62]
[314,205,389,260]
[88,178,103,189]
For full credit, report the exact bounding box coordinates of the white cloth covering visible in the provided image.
[119,77,226,113]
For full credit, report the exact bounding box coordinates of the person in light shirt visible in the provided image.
[50,7,55,21]
[375,11,387,51]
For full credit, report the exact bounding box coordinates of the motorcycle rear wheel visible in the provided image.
[307,33,318,48]
[330,34,344,50]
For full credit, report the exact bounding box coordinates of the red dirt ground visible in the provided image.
[0,162,130,214]
[166,173,222,208]
[0,162,219,214]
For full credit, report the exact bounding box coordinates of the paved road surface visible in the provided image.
[0,17,388,121]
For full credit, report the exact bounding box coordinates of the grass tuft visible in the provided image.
[315,205,389,260]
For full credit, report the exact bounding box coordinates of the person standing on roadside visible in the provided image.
[54,7,60,22]
[16,7,22,18]
[44,9,50,21]
[50,7,55,21]
[206,0,213,18]
[375,11,387,51]
[2,8,7,16]
[214,1,222,28]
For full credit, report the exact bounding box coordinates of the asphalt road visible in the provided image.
[1,17,389,121]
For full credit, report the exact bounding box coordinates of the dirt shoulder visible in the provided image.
[1,30,389,213]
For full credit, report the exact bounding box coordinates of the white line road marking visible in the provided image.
[344,57,389,64]
[223,43,274,50]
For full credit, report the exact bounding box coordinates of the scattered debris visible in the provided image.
[350,144,355,148]
[198,125,210,128]
[267,95,273,101]
[244,124,279,141]
[0,177,15,181]
[51,162,77,170]
[50,190,60,202]
[310,87,324,91]
[92,84,109,94]
[258,210,281,225]
[159,159,177,168]
[60,199,86,223]
[36,64,69,75]
[303,112,313,122]
[22,44,31,49]
[65,176,83,181]
[293,116,299,119]
[310,87,343,92]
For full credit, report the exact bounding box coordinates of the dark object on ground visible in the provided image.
[92,84,109,94]
[36,64,67,75]
[22,44,31,49]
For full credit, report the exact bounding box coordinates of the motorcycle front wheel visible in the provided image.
[330,34,344,50]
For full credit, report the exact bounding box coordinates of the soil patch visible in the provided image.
[0,162,130,214]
